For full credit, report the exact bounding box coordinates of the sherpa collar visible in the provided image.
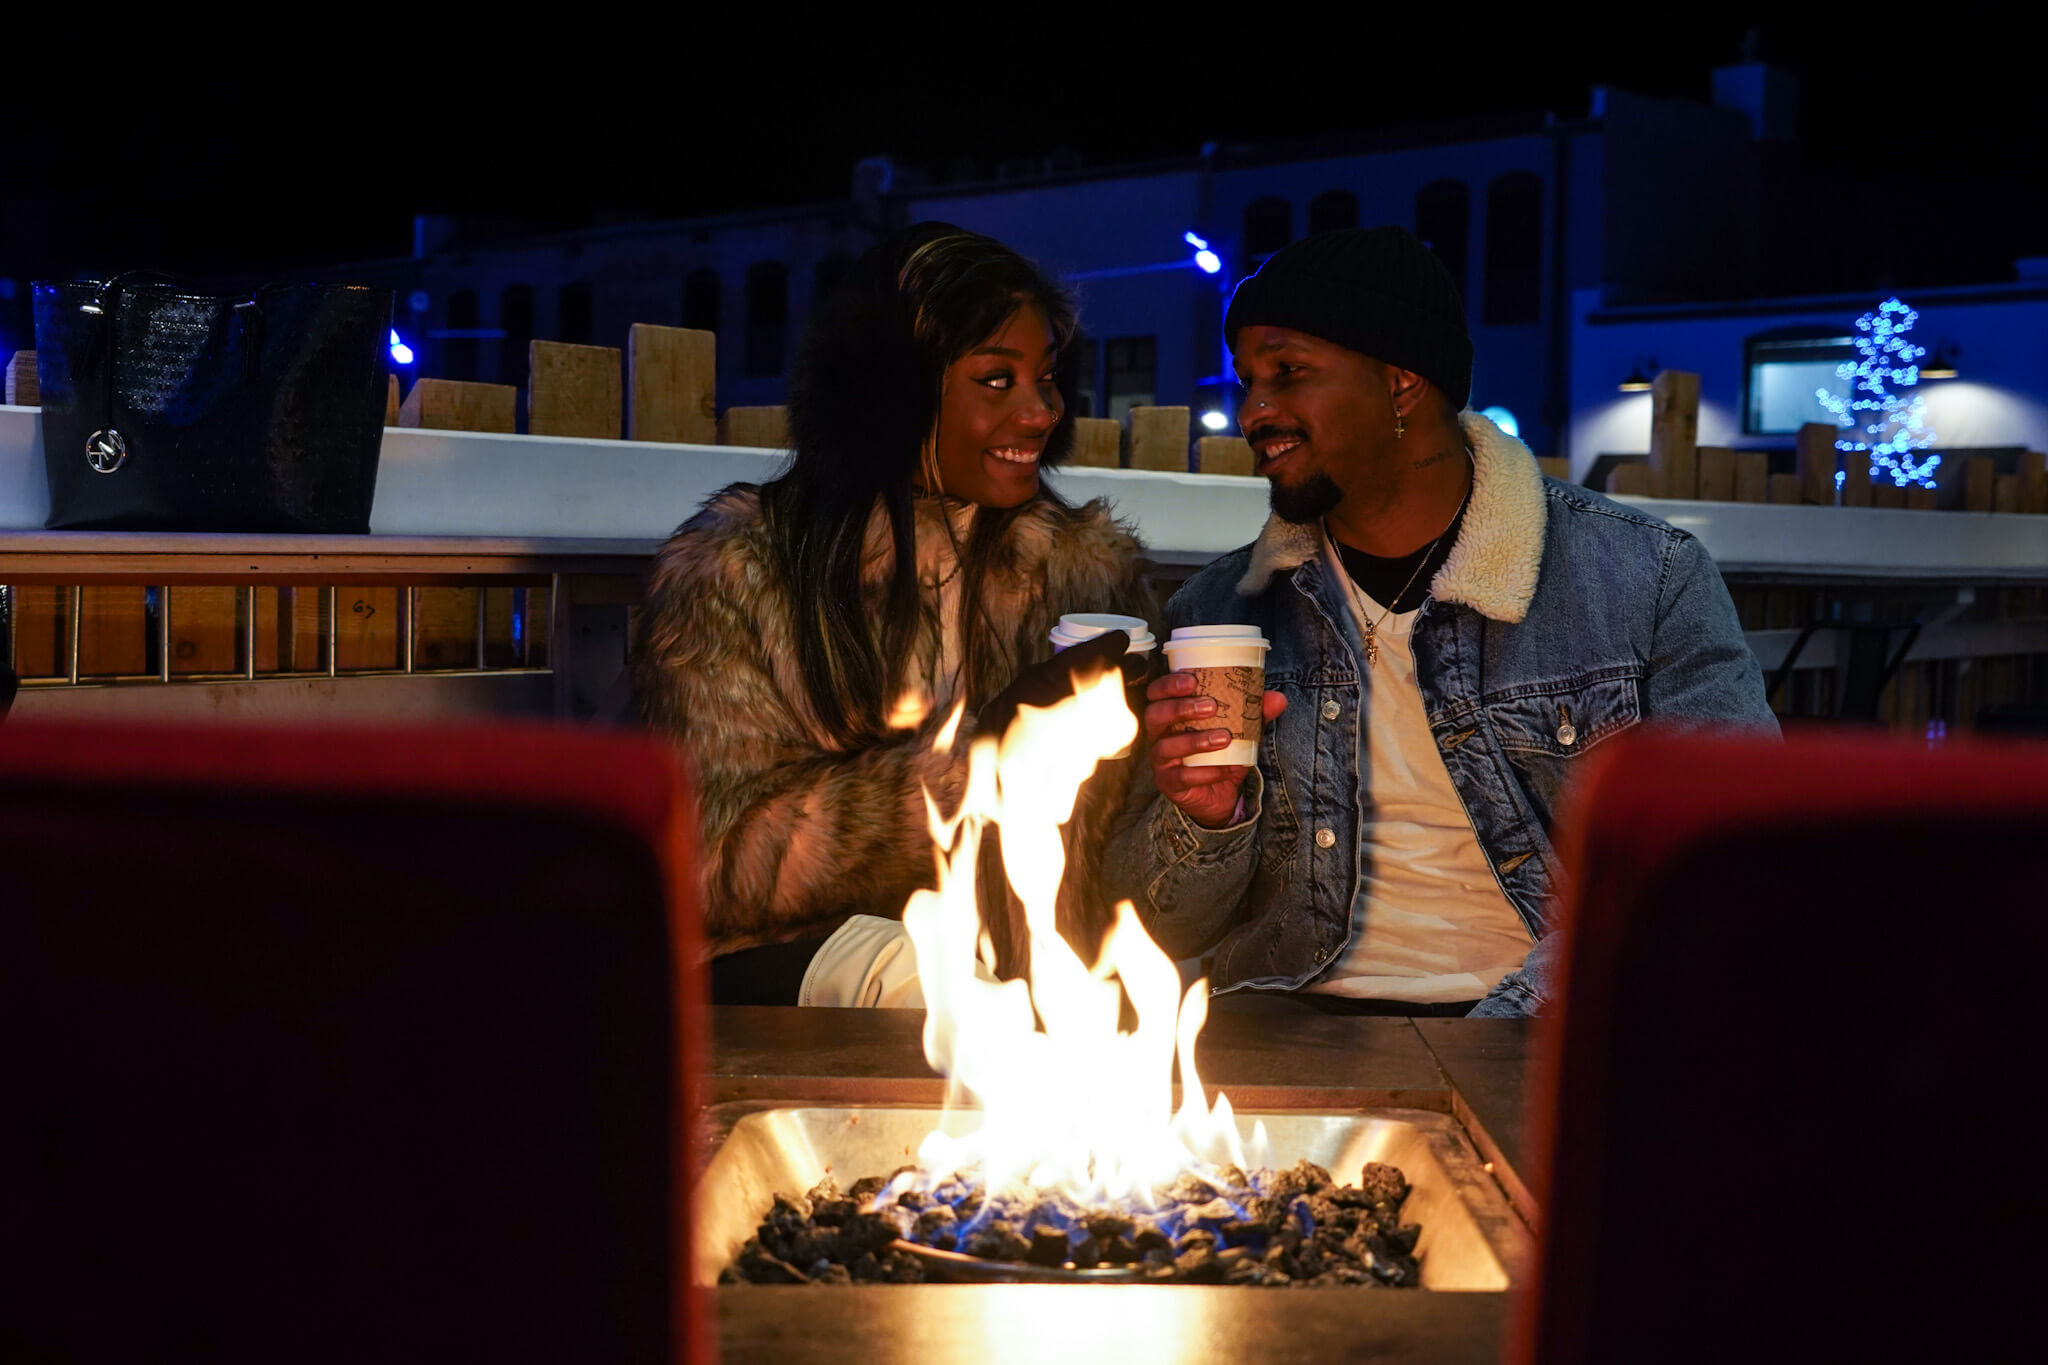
[1234,409,1548,624]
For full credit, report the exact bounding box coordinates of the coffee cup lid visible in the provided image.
[1167,624,1268,644]
[1051,612,1155,651]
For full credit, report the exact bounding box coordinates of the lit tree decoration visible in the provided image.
[1816,296,1940,489]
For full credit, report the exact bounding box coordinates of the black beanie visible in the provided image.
[1224,226,1472,408]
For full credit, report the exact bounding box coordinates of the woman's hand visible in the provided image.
[1142,672,1287,829]
[977,631,1138,744]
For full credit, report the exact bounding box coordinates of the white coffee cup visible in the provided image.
[1049,612,1156,656]
[1162,625,1270,767]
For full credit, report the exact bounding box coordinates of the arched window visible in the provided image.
[1243,197,1292,258]
[746,261,788,378]
[1308,190,1358,235]
[445,288,478,382]
[497,284,533,387]
[813,255,855,307]
[682,269,720,334]
[557,281,593,346]
[1483,172,1543,326]
[1414,180,1469,301]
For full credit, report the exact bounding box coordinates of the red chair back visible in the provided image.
[0,719,707,1364]
[1518,730,2048,1365]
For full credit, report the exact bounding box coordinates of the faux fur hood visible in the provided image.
[632,482,1147,959]
[1235,409,1548,623]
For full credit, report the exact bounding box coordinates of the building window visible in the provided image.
[1483,172,1542,326]
[498,284,533,387]
[1070,334,1097,419]
[1243,198,1292,259]
[1308,190,1358,235]
[813,255,855,307]
[1744,328,1855,435]
[746,261,788,378]
[558,281,593,345]
[445,288,478,382]
[1415,179,1469,301]
[1104,335,1155,425]
[683,269,720,333]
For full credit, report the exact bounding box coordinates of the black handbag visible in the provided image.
[32,274,393,533]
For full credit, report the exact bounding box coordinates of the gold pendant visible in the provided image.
[1362,629,1379,667]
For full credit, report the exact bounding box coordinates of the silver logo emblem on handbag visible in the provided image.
[86,429,128,474]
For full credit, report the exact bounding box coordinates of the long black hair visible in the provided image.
[761,222,1082,746]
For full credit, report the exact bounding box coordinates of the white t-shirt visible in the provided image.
[1305,530,1532,1004]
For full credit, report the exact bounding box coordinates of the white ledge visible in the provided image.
[5,406,2044,580]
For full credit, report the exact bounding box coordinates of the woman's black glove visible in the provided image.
[976,630,1141,745]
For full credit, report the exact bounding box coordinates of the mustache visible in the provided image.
[1245,422,1309,447]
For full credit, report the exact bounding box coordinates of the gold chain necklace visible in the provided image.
[1345,464,1471,668]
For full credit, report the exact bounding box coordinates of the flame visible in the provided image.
[899,668,1250,1207]
[888,690,933,731]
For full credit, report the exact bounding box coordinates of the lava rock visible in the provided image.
[1220,1219,1268,1249]
[1026,1225,1069,1267]
[1174,1228,1218,1257]
[914,1206,958,1240]
[1174,1246,1227,1283]
[1356,1161,1409,1208]
[737,1244,809,1284]
[965,1221,1032,1263]
[1132,1224,1172,1256]
[849,1252,881,1282]
[1069,1231,1101,1269]
[847,1175,889,1203]
[1165,1173,1219,1205]
[1184,1197,1239,1227]
[1102,1233,1139,1265]
[1384,1223,1420,1256]
[1086,1213,1134,1244]
[881,1250,925,1283]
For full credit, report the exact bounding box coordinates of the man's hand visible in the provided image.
[1143,671,1287,829]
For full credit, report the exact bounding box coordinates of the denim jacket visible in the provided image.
[1102,411,1779,1017]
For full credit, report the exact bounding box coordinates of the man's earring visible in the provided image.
[1393,415,1407,440]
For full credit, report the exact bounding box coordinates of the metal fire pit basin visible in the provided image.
[695,1103,1531,1289]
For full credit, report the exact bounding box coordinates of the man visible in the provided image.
[1103,226,1776,1019]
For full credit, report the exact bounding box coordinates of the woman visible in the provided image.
[632,222,1152,1002]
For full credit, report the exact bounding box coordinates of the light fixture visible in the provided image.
[1921,343,1958,380]
[1185,231,1222,275]
[388,328,415,366]
[1478,405,1519,438]
[1618,357,1655,393]
[1201,410,1230,432]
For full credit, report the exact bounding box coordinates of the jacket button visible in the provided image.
[1557,721,1578,746]
[1314,827,1336,848]
[1321,699,1340,721]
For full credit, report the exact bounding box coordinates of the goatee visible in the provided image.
[1270,472,1344,524]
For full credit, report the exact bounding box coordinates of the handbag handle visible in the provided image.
[77,269,192,316]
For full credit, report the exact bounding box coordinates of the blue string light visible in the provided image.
[1815,296,1939,489]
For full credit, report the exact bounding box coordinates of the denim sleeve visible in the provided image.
[1645,533,1781,733]
[1101,764,1266,961]
[1468,929,1559,1018]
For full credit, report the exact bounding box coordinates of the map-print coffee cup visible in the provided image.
[1162,624,1270,767]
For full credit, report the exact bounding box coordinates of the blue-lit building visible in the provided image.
[315,58,2048,470]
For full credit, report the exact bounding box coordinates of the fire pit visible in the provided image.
[694,1104,1530,1289]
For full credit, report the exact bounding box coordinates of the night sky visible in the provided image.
[3,13,2042,282]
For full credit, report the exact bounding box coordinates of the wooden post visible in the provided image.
[168,586,241,676]
[528,341,622,439]
[1128,406,1190,473]
[1768,473,1803,505]
[78,587,149,677]
[1648,370,1700,498]
[1993,474,2021,514]
[1734,451,1769,503]
[1196,436,1255,476]
[1609,463,1655,497]
[717,406,790,449]
[2019,451,2047,515]
[1872,483,1905,509]
[1795,424,1839,505]
[627,324,716,444]
[7,351,39,406]
[1841,452,1873,508]
[1906,486,1938,510]
[1964,456,1996,512]
[1067,417,1121,468]
[1535,457,1569,481]
[384,373,400,426]
[1696,447,1736,502]
[398,378,517,433]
